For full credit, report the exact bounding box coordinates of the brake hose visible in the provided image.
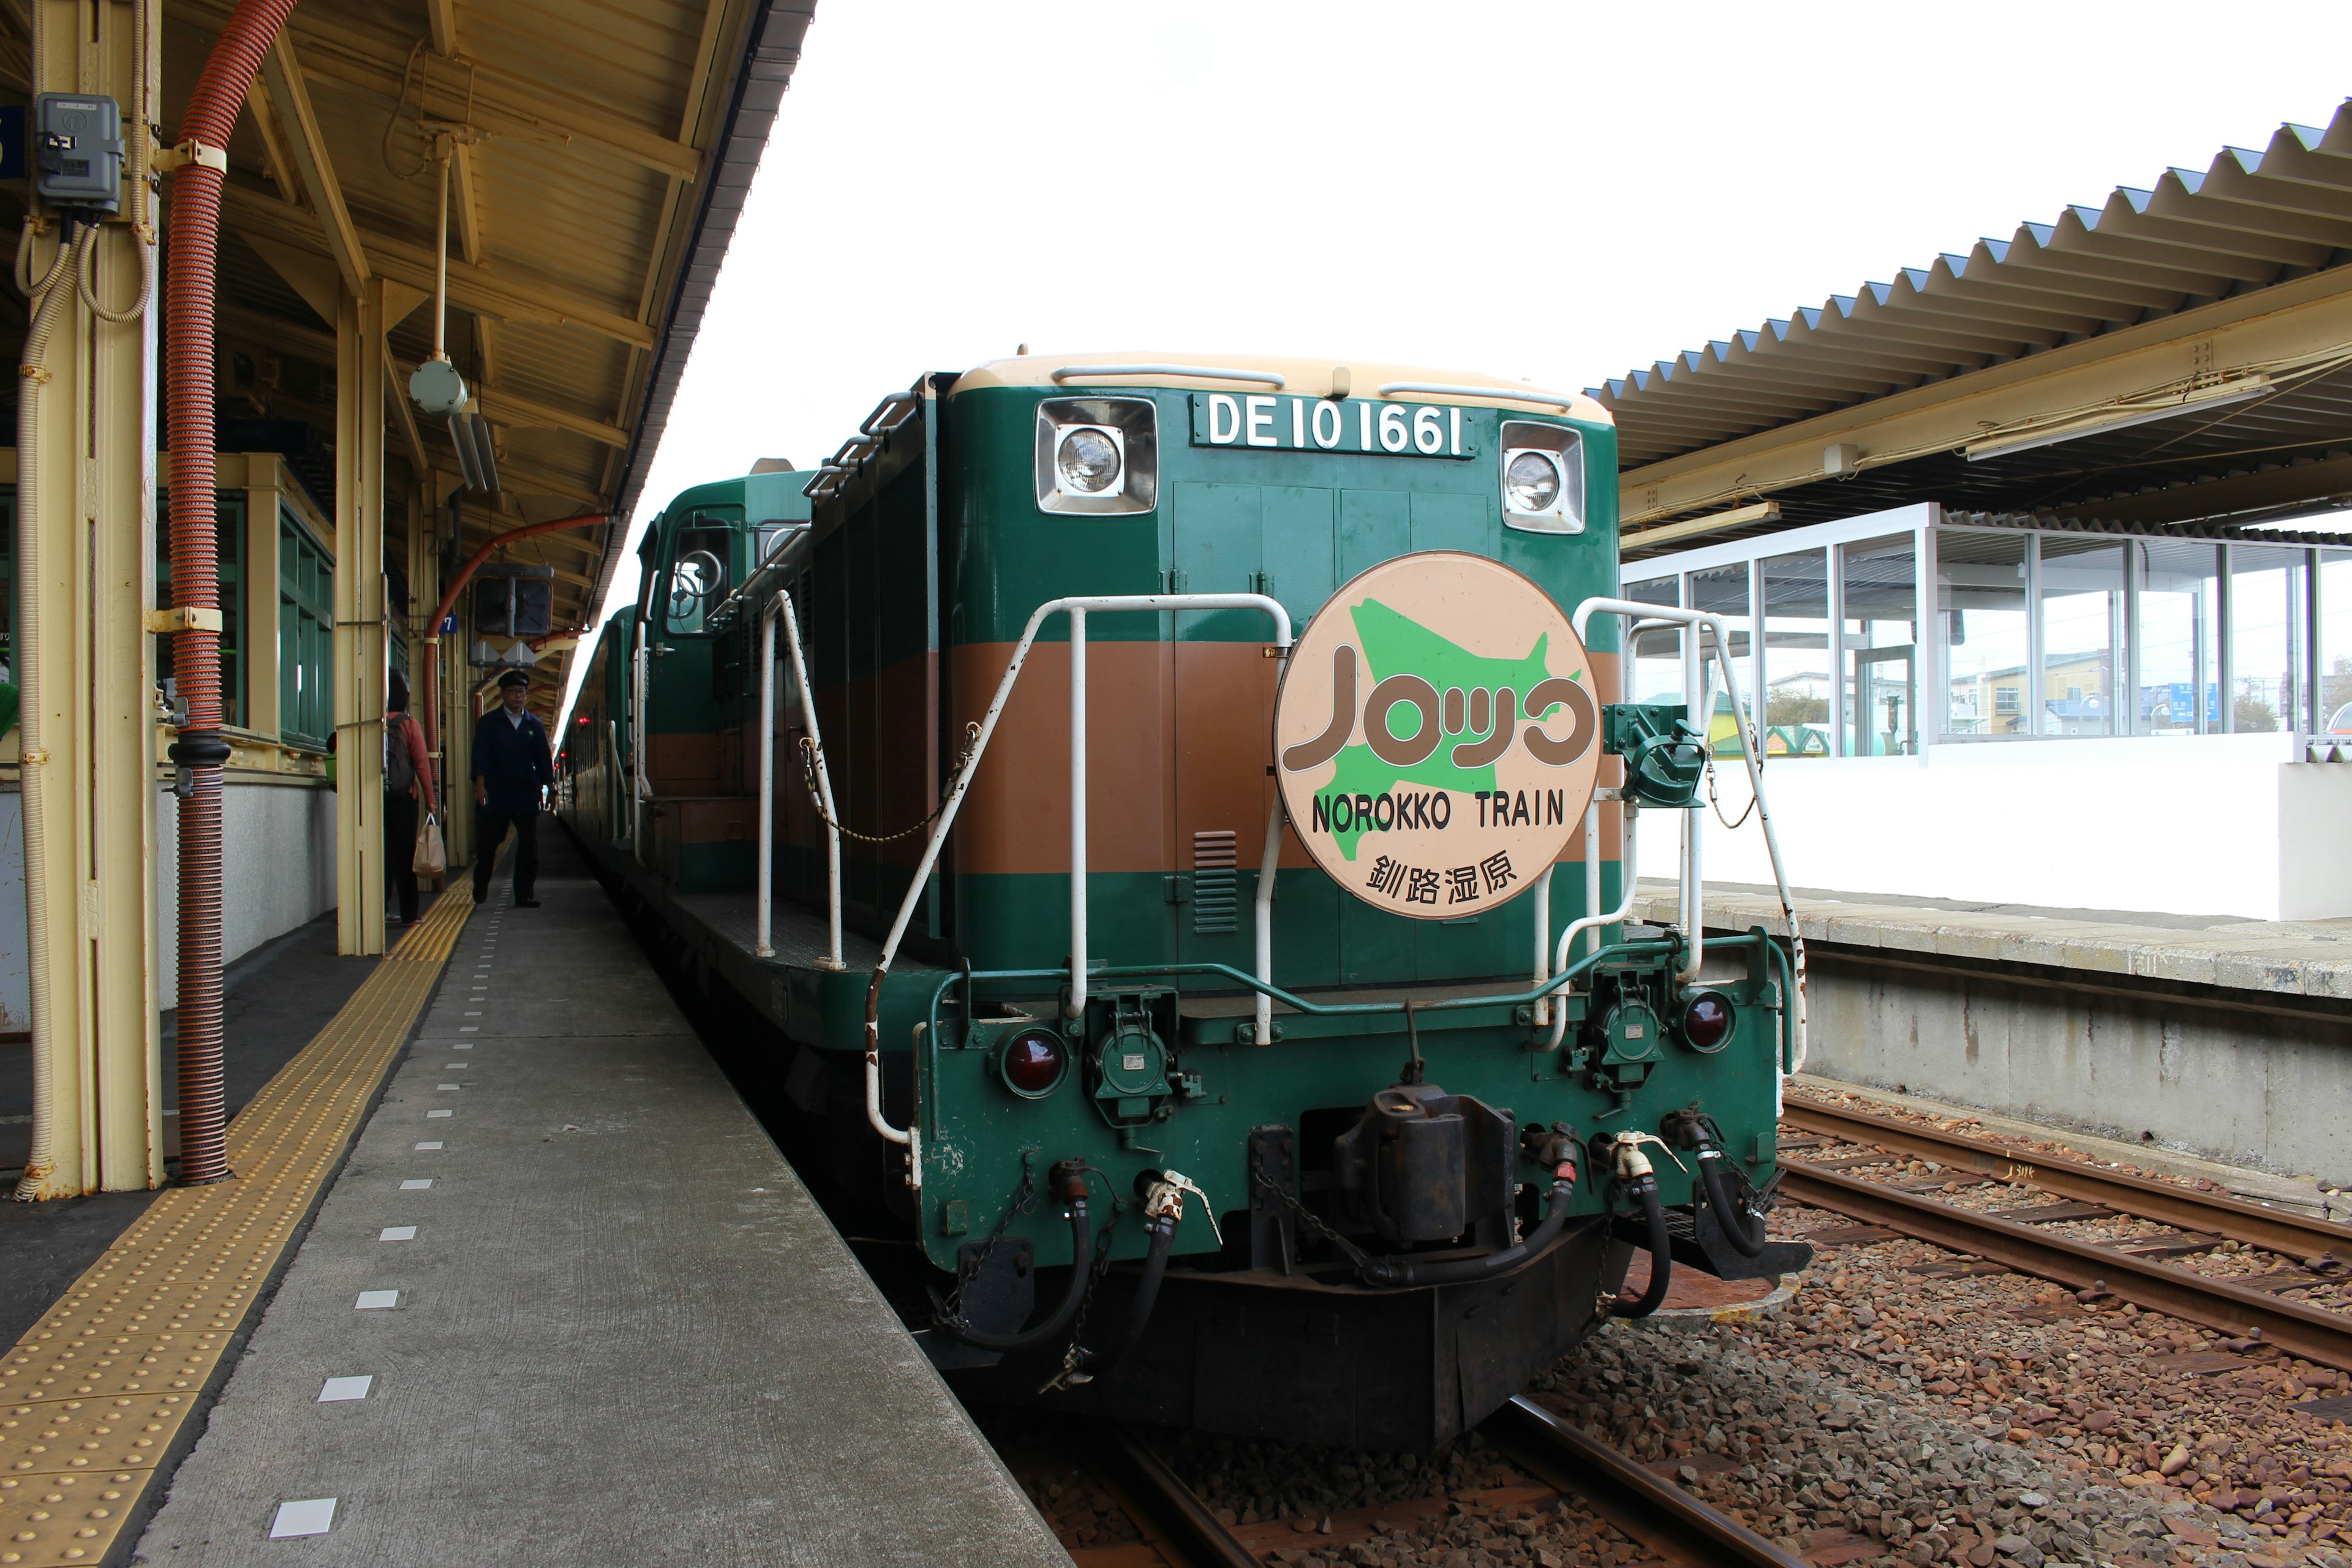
[1697,1147,1769,1257]
[1607,1164,1673,1319]
[1080,1208,1179,1371]
[1360,1169,1579,1289]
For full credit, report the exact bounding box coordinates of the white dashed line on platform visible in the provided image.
[379,1226,418,1242]
[270,1498,337,1537]
[317,1376,373,1402]
[415,1140,444,1150]
[401,1178,433,1189]
[427,1109,453,1118]
[355,1291,399,1310]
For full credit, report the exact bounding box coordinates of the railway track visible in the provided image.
[1776,1096,2352,1373]
[1043,1402,1802,1568]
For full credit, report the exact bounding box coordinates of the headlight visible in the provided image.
[1679,990,1735,1054]
[1506,451,1561,513]
[1056,427,1121,494]
[1035,396,1158,514]
[998,1027,1069,1097]
[1500,421,1585,533]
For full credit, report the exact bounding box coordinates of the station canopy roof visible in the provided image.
[7,0,814,709]
[1594,101,2352,560]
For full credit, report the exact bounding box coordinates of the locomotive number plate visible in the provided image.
[1189,394,1476,458]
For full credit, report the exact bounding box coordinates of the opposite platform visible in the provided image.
[133,829,1063,1566]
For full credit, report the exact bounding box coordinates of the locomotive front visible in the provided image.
[799,356,1809,1450]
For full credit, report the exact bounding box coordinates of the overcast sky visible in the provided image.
[565,0,2352,717]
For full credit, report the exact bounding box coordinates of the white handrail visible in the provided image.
[1703,617,1808,1088]
[1069,605,1087,1014]
[862,593,1294,1149]
[1378,381,1580,409]
[758,589,844,968]
[1548,804,1640,1049]
[1050,364,1287,388]
[1560,597,1807,1085]
[1252,793,1283,1043]
[631,621,647,862]
[605,720,620,840]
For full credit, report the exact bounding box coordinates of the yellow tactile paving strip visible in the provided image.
[0,883,472,1565]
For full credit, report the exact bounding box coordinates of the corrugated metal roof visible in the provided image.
[124,0,817,707]
[607,0,816,604]
[1590,103,2352,472]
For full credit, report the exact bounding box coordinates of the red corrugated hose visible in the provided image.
[165,0,303,1185]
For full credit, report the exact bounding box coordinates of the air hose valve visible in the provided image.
[1140,1168,1220,1244]
[1595,1129,1683,1182]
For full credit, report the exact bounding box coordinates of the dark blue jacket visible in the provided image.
[471,707,554,815]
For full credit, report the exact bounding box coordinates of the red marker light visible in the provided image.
[1000,1028,1066,1096]
[1681,992,1734,1052]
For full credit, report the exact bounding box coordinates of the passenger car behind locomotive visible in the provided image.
[560,355,1811,1450]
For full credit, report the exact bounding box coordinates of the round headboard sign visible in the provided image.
[1273,551,1602,920]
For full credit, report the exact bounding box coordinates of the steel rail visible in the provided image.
[1482,1396,1804,1568]
[1778,1164,2352,1373]
[1089,1423,1260,1568]
[1781,1099,2352,1260]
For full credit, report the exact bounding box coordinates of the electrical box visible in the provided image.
[473,575,553,637]
[34,94,123,215]
[1821,442,1862,479]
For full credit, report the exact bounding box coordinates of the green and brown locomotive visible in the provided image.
[560,353,1810,1450]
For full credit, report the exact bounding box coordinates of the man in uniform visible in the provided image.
[471,668,555,907]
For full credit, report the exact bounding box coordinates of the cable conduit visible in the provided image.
[165,0,307,1185]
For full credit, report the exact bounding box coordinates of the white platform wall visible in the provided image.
[1641,730,2352,921]
[0,778,337,1022]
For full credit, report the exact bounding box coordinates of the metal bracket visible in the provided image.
[150,140,227,175]
[146,606,224,634]
[1246,1125,1297,1275]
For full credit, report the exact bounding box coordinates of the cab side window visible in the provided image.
[664,522,734,635]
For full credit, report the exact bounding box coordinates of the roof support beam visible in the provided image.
[227,185,656,348]
[256,32,370,298]
[249,4,701,180]
[2049,451,2352,528]
[473,387,631,448]
[422,0,484,267]
[1618,268,2352,528]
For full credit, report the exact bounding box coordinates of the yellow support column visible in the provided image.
[15,0,165,1196]
[333,282,388,956]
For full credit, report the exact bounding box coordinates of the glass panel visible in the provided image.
[1687,562,1751,755]
[665,521,736,636]
[1936,530,2030,737]
[2134,541,2220,734]
[2038,538,2122,737]
[2231,545,2307,733]
[2320,552,2352,737]
[1839,533,1917,756]
[1759,549,1830,758]
[1623,575,1683,706]
[157,493,246,728]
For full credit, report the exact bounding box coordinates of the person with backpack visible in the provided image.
[385,671,439,926]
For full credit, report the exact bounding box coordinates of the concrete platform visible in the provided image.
[1635,880,2352,1002]
[133,830,1063,1566]
[1640,881,2351,1189]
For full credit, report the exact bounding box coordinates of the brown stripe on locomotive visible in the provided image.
[940,641,1625,876]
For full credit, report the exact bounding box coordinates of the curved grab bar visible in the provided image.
[1051,363,1287,388]
[1378,380,1579,409]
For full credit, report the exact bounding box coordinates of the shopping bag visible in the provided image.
[413,812,447,878]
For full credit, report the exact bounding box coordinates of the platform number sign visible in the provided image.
[1273,552,1600,919]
